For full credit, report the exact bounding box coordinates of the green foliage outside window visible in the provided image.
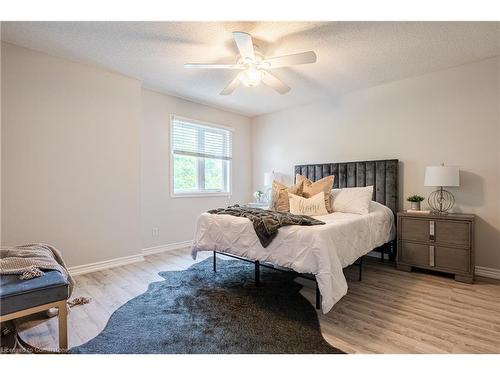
[174,155,227,192]
[173,155,197,191]
[205,159,224,190]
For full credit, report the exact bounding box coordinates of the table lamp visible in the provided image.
[263,171,275,203]
[424,164,460,214]
[264,172,273,187]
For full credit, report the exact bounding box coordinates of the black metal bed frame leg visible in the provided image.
[359,256,363,281]
[213,251,217,272]
[255,261,260,287]
[389,240,396,262]
[315,281,321,310]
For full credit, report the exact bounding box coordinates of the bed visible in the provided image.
[191,159,399,313]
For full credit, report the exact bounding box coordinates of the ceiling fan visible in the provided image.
[184,31,317,95]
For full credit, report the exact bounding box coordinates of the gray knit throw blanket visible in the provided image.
[0,243,75,297]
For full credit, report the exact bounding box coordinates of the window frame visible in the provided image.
[170,115,233,198]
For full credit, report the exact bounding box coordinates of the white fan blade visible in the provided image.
[220,76,240,95]
[184,63,244,69]
[232,31,255,61]
[262,51,317,69]
[262,71,291,95]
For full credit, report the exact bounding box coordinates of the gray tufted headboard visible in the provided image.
[294,159,399,216]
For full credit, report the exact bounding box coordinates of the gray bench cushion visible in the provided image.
[0,271,69,316]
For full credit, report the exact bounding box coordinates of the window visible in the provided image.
[171,115,232,196]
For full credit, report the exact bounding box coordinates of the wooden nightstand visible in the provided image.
[397,211,475,283]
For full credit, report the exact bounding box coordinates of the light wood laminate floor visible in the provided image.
[15,248,500,353]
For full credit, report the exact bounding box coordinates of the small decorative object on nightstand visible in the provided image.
[397,211,475,283]
[406,194,425,211]
[424,164,460,214]
[253,190,265,203]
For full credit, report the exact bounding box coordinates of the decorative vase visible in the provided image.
[410,201,421,211]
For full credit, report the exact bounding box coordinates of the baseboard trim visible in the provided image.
[475,266,500,280]
[69,253,145,276]
[68,241,193,276]
[142,240,192,256]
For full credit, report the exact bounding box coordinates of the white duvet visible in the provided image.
[191,201,395,313]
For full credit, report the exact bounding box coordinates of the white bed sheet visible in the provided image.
[191,201,395,313]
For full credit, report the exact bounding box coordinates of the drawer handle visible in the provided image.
[429,221,435,241]
[429,245,435,267]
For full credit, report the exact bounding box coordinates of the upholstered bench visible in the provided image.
[0,270,69,351]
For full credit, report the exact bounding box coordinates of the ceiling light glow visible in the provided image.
[238,67,262,87]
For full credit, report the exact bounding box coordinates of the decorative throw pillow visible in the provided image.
[270,180,303,212]
[296,174,335,213]
[289,192,329,216]
[331,186,374,215]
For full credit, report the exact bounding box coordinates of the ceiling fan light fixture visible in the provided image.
[238,67,263,87]
[185,31,316,95]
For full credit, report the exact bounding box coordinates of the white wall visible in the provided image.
[1,42,142,267]
[252,57,500,269]
[141,89,252,249]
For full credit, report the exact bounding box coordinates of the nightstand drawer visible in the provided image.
[399,242,429,267]
[399,241,470,272]
[400,217,471,246]
[435,246,470,273]
[435,220,470,247]
[400,218,432,242]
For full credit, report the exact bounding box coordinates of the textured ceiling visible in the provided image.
[2,21,500,117]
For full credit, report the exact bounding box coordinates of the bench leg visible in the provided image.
[57,301,68,351]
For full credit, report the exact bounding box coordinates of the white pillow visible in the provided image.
[288,191,329,216]
[331,186,374,215]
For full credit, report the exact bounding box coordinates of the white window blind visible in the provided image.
[171,116,232,196]
[172,117,232,161]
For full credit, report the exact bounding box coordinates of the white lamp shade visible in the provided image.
[424,165,460,187]
[264,172,274,187]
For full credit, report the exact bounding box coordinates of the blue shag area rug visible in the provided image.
[70,257,343,354]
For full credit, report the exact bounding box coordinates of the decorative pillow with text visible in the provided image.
[289,191,329,216]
